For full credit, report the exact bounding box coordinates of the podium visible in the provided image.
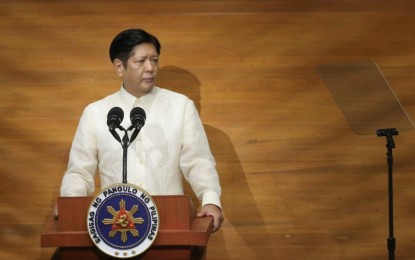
[41,196,213,260]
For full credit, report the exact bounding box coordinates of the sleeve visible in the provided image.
[179,100,222,208]
[60,105,98,197]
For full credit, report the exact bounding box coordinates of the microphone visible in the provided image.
[107,107,124,143]
[130,107,146,129]
[107,107,124,131]
[129,107,146,143]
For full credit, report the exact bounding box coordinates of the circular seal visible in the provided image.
[87,184,159,258]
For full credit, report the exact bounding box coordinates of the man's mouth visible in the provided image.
[143,77,154,83]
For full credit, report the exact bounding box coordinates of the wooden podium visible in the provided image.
[41,196,213,260]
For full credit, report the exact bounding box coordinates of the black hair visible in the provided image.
[109,29,161,66]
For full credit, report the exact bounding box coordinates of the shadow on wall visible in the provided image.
[157,66,275,259]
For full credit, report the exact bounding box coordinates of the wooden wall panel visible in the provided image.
[1,1,415,259]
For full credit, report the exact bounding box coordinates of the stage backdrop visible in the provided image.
[1,1,415,259]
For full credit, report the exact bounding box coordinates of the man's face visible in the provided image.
[114,43,159,97]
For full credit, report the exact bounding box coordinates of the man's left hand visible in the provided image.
[196,204,224,233]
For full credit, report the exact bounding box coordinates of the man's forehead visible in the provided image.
[129,43,158,56]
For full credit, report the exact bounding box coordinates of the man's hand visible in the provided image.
[53,203,59,218]
[196,204,224,233]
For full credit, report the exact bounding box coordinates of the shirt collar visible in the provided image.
[118,85,158,110]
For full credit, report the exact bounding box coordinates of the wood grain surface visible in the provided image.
[1,1,415,259]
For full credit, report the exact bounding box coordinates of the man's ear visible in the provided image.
[113,59,124,77]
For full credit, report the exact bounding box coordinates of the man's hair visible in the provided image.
[109,29,161,66]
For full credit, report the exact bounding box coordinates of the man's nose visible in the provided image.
[144,59,154,71]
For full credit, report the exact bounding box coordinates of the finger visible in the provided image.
[212,216,223,233]
[196,211,206,217]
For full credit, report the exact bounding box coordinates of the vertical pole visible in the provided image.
[386,134,395,260]
[377,128,398,260]
[122,131,130,184]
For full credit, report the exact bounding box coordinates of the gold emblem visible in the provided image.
[102,199,144,242]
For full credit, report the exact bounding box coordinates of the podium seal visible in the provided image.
[87,184,159,258]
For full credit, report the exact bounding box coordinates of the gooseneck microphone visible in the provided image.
[106,106,146,184]
[107,107,124,142]
[129,107,146,143]
[107,107,124,130]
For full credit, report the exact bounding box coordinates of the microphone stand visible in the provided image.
[376,128,399,260]
[110,126,132,184]
[121,128,130,184]
[113,126,142,184]
[107,107,146,184]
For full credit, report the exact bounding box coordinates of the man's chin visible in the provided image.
[140,85,155,95]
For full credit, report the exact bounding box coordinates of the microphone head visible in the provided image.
[107,107,124,129]
[130,107,146,128]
